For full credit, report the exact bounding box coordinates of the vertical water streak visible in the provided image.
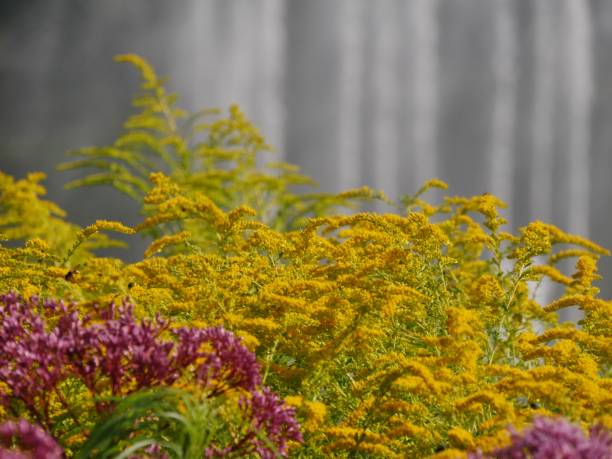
[531,0,556,225]
[372,0,399,204]
[564,0,593,237]
[28,1,65,140]
[490,0,518,221]
[225,0,256,111]
[337,0,366,190]
[172,0,221,111]
[411,0,439,187]
[256,0,287,157]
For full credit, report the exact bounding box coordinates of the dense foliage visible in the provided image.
[0,55,610,458]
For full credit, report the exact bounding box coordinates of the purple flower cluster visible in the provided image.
[242,388,303,458]
[0,292,302,457]
[0,293,259,416]
[0,294,70,418]
[173,326,262,393]
[0,419,63,459]
[468,416,612,459]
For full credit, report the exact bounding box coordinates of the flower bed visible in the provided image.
[0,55,610,458]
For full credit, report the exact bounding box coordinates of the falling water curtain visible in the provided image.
[1,0,611,303]
[174,0,599,225]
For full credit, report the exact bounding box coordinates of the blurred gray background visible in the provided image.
[1,0,611,299]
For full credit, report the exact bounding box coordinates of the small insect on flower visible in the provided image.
[64,264,81,283]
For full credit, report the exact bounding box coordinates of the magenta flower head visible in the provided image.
[0,419,63,459]
[468,416,612,459]
[0,294,263,414]
[203,387,302,458]
[173,326,262,393]
[0,293,302,457]
[0,293,73,413]
[241,388,303,458]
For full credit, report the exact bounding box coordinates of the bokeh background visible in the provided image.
[1,0,611,299]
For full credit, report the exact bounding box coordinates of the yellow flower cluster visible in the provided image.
[1,56,610,458]
[5,171,610,457]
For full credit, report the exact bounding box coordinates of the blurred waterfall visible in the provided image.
[563,0,593,237]
[255,0,287,157]
[225,1,256,116]
[172,1,217,110]
[529,1,559,312]
[337,0,366,190]
[410,0,439,189]
[1,0,611,298]
[530,0,556,225]
[173,0,286,155]
[489,0,517,219]
[371,0,400,203]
